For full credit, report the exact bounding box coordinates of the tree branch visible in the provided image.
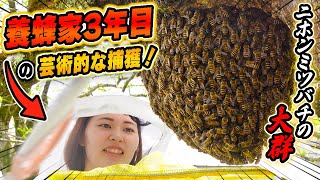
[79,83,117,98]
[130,94,148,97]
[122,72,137,92]
[116,75,128,86]
[0,138,24,143]
[41,80,51,108]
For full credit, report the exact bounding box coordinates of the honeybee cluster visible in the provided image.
[141,5,295,164]
[314,87,320,118]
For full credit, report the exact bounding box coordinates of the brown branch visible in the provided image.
[79,83,117,98]
[41,80,51,108]
[116,75,128,86]
[131,94,148,97]
[122,72,137,92]
[0,138,24,143]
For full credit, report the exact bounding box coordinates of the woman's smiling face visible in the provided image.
[81,113,139,171]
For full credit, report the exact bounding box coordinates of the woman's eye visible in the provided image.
[100,124,111,128]
[124,128,134,133]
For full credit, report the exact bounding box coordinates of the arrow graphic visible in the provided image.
[3,60,47,121]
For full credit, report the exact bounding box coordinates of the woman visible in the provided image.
[64,113,143,171]
[7,95,166,180]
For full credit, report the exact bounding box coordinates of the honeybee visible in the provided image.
[243,81,252,96]
[201,137,212,149]
[221,39,231,53]
[229,60,238,74]
[214,50,222,64]
[176,17,183,31]
[188,121,197,131]
[272,88,282,100]
[240,29,248,43]
[188,31,197,44]
[175,75,184,85]
[267,24,274,38]
[248,114,257,130]
[231,44,241,60]
[253,100,259,113]
[250,35,259,49]
[217,104,225,117]
[221,20,229,35]
[206,61,216,75]
[199,23,208,39]
[201,52,209,65]
[190,52,199,66]
[253,50,261,62]
[169,83,176,94]
[218,6,229,18]
[195,41,203,53]
[203,37,212,51]
[212,28,218,38]
[220,81,227,96]
[160,16,168,35]
[195,69,205,83]
[175,95,184,107]
[223,93,231,107]
[264,57,271,70]
[191,10,200,25]
[169,17,176,30]
[233,125,242,135]
[260,94,267,109]
[230,29,239,45]
[216,127,227,135]
[251,77,260,90]
[221,117,229,129]
[245,60,259,70]
[226,107,237,119]
[173,81,181,92]
[236,88,244,104]
[195,92,203,103]
[270,48,276,58]
[248,22,255,36]
[266,74,274,87]
[157,78,165,89]
[184,85,192,95]
[243,44,250,58]
[215,66,222,82]
[239,68,246,82]
[173,54,181,70]
[280,78,289,89]
[230,79,238,93]
[208,78,216,89]
[230,134,237,143]
[208,12,215,26]
[214,34,223,47]
[255,21,263,34]
[243,149,254,161]
[187,77,196,89]
[205,115,220,126]
[238,13,248,27]
[239,136,253,148]
[271,57,277,69]
[183,25,190,38]
[178,40,189,54]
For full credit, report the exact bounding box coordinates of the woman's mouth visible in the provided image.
[103,148,124,155]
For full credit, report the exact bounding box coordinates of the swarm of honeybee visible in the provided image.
[141,5,296,164]
[314,87,320,118]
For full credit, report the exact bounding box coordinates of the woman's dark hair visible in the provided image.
[64,115,143,171]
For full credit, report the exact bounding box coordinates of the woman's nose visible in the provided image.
[109,130,123,142]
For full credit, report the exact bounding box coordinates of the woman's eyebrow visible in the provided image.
[98,117,114,121]
[123,121,136,126]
